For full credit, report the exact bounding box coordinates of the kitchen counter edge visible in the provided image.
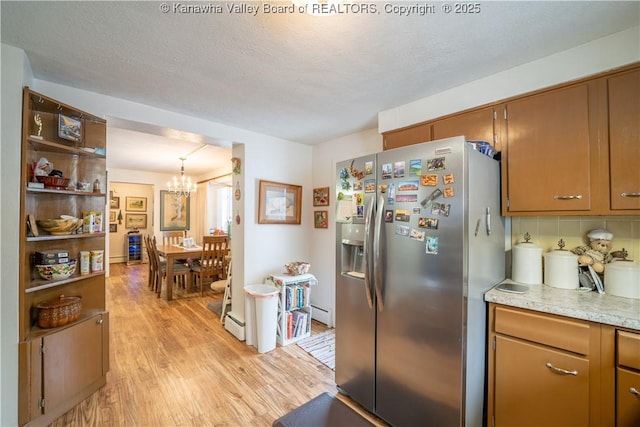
[484,279,640,330]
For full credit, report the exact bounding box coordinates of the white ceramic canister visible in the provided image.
[90,250,104,273]
[79,251,91,275]
[544,249,579,289]
[604,261,640,299]
[512,235,543,285]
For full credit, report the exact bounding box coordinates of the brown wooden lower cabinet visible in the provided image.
[19,312,109,427]
[616,330,640,427]
[487,304,625,426]
[494,335,590,426]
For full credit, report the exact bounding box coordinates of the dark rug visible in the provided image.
[272,392,374,427]
[207,300,223,316]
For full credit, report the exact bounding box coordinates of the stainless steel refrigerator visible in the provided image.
[335,136,505,427]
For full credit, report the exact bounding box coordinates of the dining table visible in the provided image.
[155,243,203,301]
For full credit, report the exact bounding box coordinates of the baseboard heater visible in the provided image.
[224,311,245,341]
[311,304,332,327]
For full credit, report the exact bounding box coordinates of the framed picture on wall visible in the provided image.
[125,213,147,229]
[110,196,120,209]
[312,187,330,206]
[258,180,302,224]
[109,211,116,223]
[160,190,190,231]
[109,223,117,233]
[126,196,147,212]
[314,210,328,228]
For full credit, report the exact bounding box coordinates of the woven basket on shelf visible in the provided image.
[36,295,82,328]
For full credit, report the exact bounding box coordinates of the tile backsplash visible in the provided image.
[509,216,640,270]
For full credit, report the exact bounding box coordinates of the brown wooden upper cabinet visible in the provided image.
[502,83,593,214]
[607,68,640,211]
[383,121,431,150]
[381,63,639,215]
[432,106,498,150]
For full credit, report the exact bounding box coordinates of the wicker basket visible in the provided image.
[36,175,70,190]
[36,295,82,328]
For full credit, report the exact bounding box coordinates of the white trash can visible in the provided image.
[244,284,279,353]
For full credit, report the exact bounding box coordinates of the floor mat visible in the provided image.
[207,300,223,316]
[272,392,373,427]
[297,330,335,371]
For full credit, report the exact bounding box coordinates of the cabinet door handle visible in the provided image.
[621,192,640,198]
[630,387,640,397]
[96,318,103,325]
[553,195,583,200]
[546,362,578,376]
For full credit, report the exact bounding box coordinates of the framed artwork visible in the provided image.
[314,210,328,229]
[125,213,147,229]
[312,187,330,206]
[58,114,82,142]
[160,190,190,231]
[109,211,116,223]
[126,196,147,212]
[109,223,117,233]
[110,196,120,209]
[258,180,302,224]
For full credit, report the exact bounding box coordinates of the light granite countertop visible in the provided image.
[484,279,640,330]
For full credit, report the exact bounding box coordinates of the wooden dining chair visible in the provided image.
[149,235,191,298]
[162,230,185,246]
[144,235,155,290]
[192,235,229,296]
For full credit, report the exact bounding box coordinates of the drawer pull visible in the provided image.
[546,362,578,376]
[621,192,640,198]
[96,318,103,325]
[553,195,582,200]
[630,387,640,397]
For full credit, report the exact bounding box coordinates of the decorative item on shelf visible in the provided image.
[36,295,82,328]
[31,113,43,139]
[26,214,39,237]
[76,181,92,192]
[35,259,77,281]
[93,178,101,193]
[36,216,83,235]
[167,157,196,198]
[58,113,82,143]
[285,261,310,276]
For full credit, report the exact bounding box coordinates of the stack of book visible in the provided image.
[284,284,311,311]
[286,309,310,340]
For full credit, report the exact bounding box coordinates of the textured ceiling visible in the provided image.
[2,1,639,173]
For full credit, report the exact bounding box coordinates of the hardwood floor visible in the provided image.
[50,262,385,426]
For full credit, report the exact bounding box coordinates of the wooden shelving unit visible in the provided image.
[18,87,109,427]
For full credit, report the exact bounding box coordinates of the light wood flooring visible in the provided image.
[50,262,385,426]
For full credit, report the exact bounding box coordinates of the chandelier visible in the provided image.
[167,157,197,198]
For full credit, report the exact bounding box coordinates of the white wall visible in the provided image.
[309,129,381,326]
[0,43,33,427]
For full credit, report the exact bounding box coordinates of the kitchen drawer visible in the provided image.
[494,306,591,355]
[616,367,640,427]
[618,330,640,371]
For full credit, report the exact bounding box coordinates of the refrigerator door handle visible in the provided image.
[363,197,375,309]
[373,194,385,312]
